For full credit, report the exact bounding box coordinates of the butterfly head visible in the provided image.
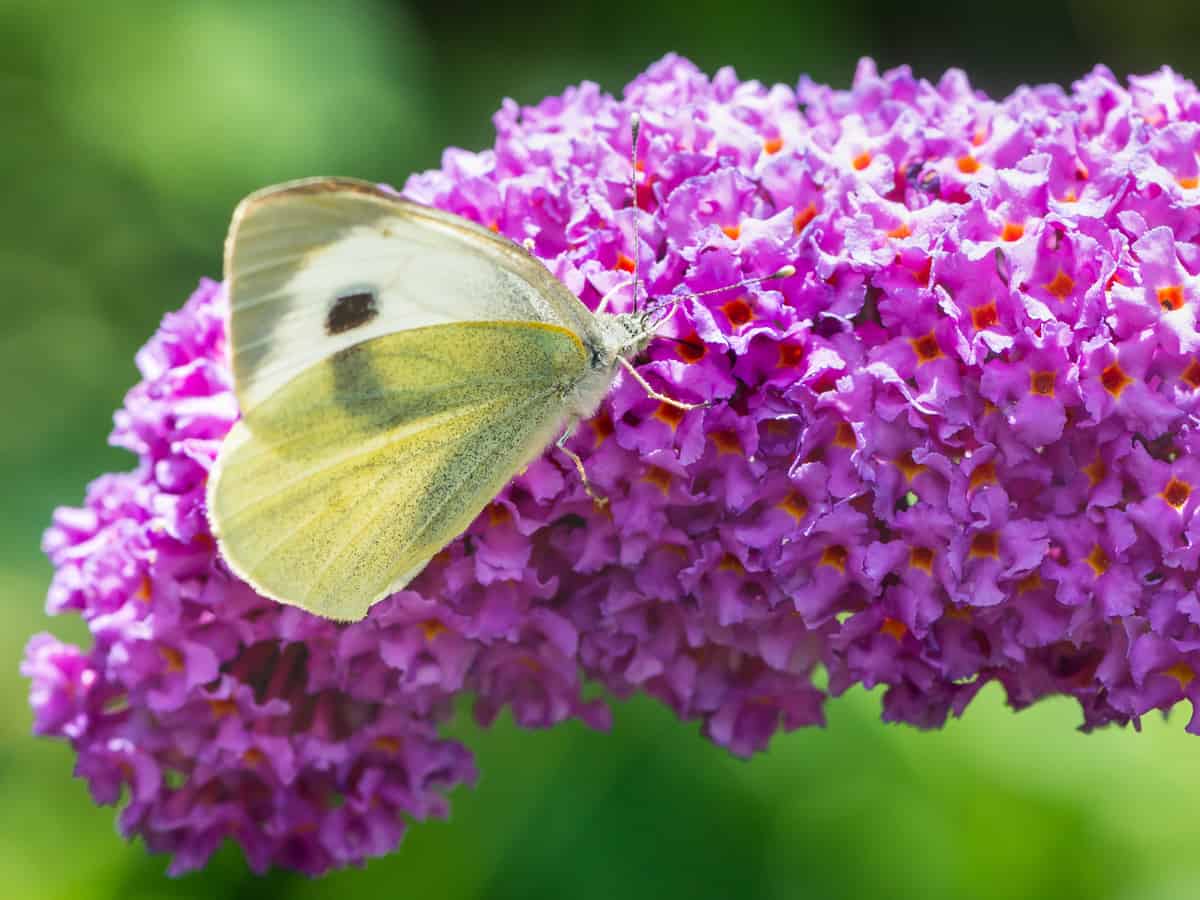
[601,310,658,362]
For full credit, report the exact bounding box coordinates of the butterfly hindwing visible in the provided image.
[208,321,590,621]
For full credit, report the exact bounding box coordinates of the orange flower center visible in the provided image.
[911,256,933,287]
[1086,545,1110,576]
[1030,370,1056,397]
[969,461,997,492]
[1044,269,1075,300]
[894,453,926,483]
[643,467,672,495]
[721,298,754,328]
[971,302,999,330]
[1162,477,1192,509]
[778,492,809,522]
[1100,362,1132,397]
[709,430,742,455]
[664,340,701,367]
[209,698,237,718]
[420,620,448,641]
[1183,359,1200,390]
[1083,455,1106,487]
[909,546,934,573]
[969,532,999,559]
[911,331,942,364]
[1016,572,1043,594]
[777,342,804,368]
[718,553,746,574]
[1165,662,1196,688]
[654,402,687,429]
[834,422,857,448]
[820,545,848,573]
[1158,285,1185,311]
[880,618,908,641]
[160,646,185,672]
[590,412,614,446]
[793,202,818,233]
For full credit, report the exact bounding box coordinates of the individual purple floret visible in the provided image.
[24,54,1200,874]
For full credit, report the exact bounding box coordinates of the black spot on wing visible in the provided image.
[326,290,379,335]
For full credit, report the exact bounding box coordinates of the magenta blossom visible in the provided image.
[23,55,1200,874]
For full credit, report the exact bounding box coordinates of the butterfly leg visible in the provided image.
[555,423,608,506]
[616,356,708,411]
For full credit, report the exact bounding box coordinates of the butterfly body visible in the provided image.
[207,177,655,621]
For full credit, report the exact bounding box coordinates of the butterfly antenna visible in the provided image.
[642,264,797,322]
[630,111,642,313]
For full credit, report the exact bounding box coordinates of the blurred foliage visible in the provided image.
[2,0,1199,897]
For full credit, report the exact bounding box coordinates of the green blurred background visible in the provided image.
[4,0,1200,897]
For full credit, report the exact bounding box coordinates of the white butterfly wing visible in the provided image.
[208,321,592,621]
[225,177,603,413]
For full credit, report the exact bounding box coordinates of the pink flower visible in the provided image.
[24,54,1200,874]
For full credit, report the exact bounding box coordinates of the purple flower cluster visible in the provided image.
[24,55,1200,874]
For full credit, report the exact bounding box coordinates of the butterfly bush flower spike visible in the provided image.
[24,55,1200,874]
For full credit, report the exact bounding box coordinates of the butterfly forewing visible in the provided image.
[225,177,602,414]
[208,321,590,621]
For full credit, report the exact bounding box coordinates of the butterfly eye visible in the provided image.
[325,289,379,336]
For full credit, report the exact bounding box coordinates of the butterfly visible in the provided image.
[206,136,791,622]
